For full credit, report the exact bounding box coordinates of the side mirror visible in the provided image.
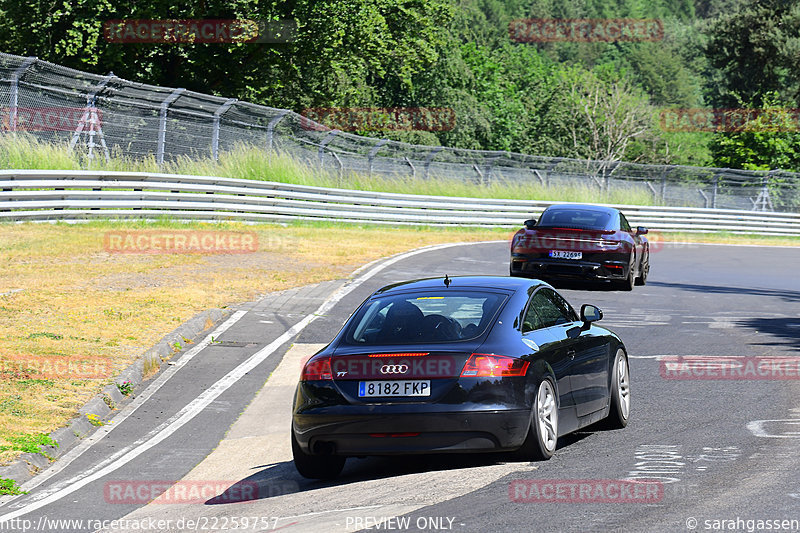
[580,304,603,325]
[524,218,537,230]
[637,226,648,235]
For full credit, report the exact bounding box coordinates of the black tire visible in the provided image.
[516,378,558,460]
[635,252,649,286]
[291,429,346,480]
[603,348,631,429]
[616,268,634,291]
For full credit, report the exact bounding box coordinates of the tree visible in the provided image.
[709,95,800,172]
[560,69,653,177]
[704,0,800,108]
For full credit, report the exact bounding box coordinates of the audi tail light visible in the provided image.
[301,355,332,381]
[460,354,529,378]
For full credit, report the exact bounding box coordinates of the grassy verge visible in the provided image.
[0,220,507,465]
[0,134,656,205]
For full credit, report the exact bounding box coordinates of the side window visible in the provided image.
[522,289,574,332]
[522,297,544,333]
[544,289,579,322]
[619,213,632,232]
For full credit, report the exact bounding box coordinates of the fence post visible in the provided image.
[8,57,37,131]
[405,157,416,178]
[660,166,671,204]
[211,98,237,161]
[69,73,115,164]
[266,111,290,152]
[319,130,340,169]
[157,88,185,166]
[368,139,389,176]
[423,146,443,179]
[712,172,720,209]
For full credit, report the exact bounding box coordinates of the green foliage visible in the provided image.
[0,478,27,496]
[710,95,800,171]
[117,380,134,396]
[0,433,58,456]
[704,0,800,107]
[0,0,793,171]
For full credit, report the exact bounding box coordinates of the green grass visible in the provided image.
[0,477,27,495]
[0,134,656,206]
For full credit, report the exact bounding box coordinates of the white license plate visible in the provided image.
[549,250,582,259]
[358,380,431,397]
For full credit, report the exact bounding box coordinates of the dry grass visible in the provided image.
[0,221,505,464]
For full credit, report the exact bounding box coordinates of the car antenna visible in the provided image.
[444,274,451,287]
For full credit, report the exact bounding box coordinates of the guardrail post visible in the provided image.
[368,139,389,176]
[157,88,185,166]
[319,130,340,169]
[423,146,443,179]
[8,57,37,131]
[266,111,290,152]
[211,98,237,161]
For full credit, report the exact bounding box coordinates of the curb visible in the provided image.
[0,307,230,485]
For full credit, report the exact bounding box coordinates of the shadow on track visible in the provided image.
[647,281,800,303]
[736,317,800,351]
[203,434,596,505]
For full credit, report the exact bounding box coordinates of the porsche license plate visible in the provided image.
[549,250,582,260]
[358,380,431,397]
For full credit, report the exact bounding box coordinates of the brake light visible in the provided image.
[368,352,429,358]
[460,354,529,377]
[301,355,332,381]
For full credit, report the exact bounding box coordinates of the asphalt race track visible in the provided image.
[0,240,799,533]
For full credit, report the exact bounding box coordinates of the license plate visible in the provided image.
[358,380,431,397]
[549,250,582,259]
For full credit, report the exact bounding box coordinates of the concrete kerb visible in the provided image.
[0,307,231,485]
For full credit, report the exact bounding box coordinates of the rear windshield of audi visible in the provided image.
[537,209,613,230]
[343,291,508,345]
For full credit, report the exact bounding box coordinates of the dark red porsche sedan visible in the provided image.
[510,204,650,290]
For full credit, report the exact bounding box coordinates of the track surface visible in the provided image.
[1,241,799,533]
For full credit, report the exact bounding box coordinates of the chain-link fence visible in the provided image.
[1,51,798,212]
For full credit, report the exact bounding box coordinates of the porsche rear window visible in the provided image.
[344,291,507,345]
[538,209,613,230]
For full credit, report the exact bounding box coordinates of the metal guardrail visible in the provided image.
[1,170,799,235]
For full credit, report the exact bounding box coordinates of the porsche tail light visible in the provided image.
[460,354,529,377]
[301,355,332,381]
